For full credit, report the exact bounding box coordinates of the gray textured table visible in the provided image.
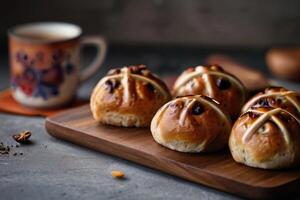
[0,47,299,200]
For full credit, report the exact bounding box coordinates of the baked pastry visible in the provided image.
[229,107,300,169]
[242,87,300,118]
[151,95,231,152]
[172,65,246,118]
[90,65,171,127]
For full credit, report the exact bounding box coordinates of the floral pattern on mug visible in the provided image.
[11,50,76,100]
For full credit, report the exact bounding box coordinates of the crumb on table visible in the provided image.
[111,170,125,179]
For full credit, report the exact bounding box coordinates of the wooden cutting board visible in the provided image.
[45,105,300,199]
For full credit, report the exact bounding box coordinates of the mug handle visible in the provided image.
[79,36,107,83]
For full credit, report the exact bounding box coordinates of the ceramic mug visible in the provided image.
[8,22,107,108]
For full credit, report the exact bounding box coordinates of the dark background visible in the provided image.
[0,2,300,200]
[1,0,300,81]
[1,0,300,49]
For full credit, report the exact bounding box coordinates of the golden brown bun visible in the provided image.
[151,95,232,153]
[90,65,171,127]
[229,107,300,169]
[241,87,300,119]
[172,65,246,119]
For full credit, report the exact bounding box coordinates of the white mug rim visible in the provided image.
[8,22,82,44]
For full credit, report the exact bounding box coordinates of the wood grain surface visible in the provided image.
[45,105,300,199]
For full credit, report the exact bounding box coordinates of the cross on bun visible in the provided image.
[172,65,246,119]
[150,95,232,152]
[90,65,171,127]
[229,106,300,169]
[242,87,300,118]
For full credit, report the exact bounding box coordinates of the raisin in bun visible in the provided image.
[173,65,246,119]
[229,107,300,169]
[150,95,231,152]
[90,65,171,127]
[242,87,300,118]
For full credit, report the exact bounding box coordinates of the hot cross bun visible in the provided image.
[151,95,231,152]
[90,65,171,127]
[230,103,300,169]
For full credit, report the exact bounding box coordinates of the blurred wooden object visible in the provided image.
[266,48,300,82]
[0,89,88,117]
[206,54,269,91]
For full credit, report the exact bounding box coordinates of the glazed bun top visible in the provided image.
[240,107,300,145]
[172,65,246,118]
[242,87,300,118]
[91,65,171,105]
